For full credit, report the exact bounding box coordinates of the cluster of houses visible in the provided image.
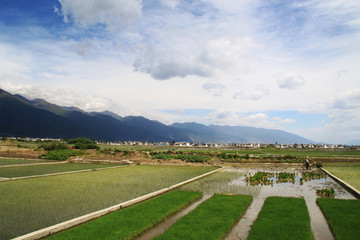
[2,136,357,149]
[105,141,352,149]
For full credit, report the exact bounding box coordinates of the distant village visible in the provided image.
[2,136,359,149]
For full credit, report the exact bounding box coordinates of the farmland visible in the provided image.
[0,162,122,178]
[248,197,313,240]
[0,158,52,165]
[317,198,360,240]
[154,194,252,240]
[48,191,203,240]
[0,165,216,239]
[322,166,360,191]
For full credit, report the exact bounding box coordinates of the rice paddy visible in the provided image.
[154,194,253,240]
[323,166,360,191]
[0,158,51,166]
[47,191,202,240]
[0,162,121,178]
[0,165,216,239]
[247,197,314,240]
[317,198,360,240]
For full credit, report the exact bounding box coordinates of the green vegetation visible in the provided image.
[248,197,313,240]
[0,158,51,166]
[40,149,83,160]
[151,153,211,163]
[68,138,99,150]
[302,171,326,181]
[39,142,68,151]
[154,194,253,240]
[317,198,360,240]
[0,165,216,239]
[245,172,274,185]
[179,171,260,196]
[316,188,335,198]
[48,191,202,240]
[0,163,120,178]
[276,172,296,183]
[323,166,360,190]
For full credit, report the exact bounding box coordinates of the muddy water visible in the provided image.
[225,166,356,240]
[135,194,212,240]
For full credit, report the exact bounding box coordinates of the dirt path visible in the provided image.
[224,166,355,240]
[135,194,213,240]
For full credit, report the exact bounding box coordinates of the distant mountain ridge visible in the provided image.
[0,89,313,143]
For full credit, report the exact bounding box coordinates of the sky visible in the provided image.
[0,0,359,144]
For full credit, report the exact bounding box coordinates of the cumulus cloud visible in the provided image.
[0,81,119,113]
[233,85,269,100]
[276,72,305,90]
[331,88,360,109]
[133,40,212,80]
[203,82,226,96]
[58,0,142,29]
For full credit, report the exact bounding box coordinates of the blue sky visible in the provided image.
[0,0,359,144]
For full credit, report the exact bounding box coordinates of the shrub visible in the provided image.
[67,138,98,150]
[41,149,82,161]
[40,142,68,151]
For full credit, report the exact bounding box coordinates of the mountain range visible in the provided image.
[0,88,313,144]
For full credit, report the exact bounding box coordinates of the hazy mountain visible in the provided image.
[0,89,314,143]
[171,122,313,144]
[346,139,360,146]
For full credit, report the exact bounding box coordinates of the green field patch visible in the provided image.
[0,165,216,239]
[48,191,202,240]
[0,158,52,166]
[246,172,274,185]
[323,166,360,191]
[154,194,253,240]
[0,163,120,178]
[248,197,313,240]
[317,198,360,240]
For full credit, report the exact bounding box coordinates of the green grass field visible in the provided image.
[248,197,313,240]
[154,194,253,240]
[48,191,202,240]
[317,198,360,240]
[0,158,52,166]
[0,162,121,178]
[323,166,360,191]
[0,165,216,239]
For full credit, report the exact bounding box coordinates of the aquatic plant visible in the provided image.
[316,188,335,198]
[246,172,274,186]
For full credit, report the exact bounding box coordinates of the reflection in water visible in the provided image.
[225,167,355,240]
[177,166,356,240]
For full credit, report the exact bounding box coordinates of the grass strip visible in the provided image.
[323,166,360,191]
[317,198,360,240]
[47,191,202,240]
[0,163,121,178]
[0,158,50,166]
[1,165,215,239]
[248,197,313,240]
[154,194,253,240]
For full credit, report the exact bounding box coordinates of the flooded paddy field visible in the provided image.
[178,165,356,240]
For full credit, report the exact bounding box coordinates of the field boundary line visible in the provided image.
[321,168,360,199]
[0,161,67,168]
[2,165,130,182]
[12,167,222,240]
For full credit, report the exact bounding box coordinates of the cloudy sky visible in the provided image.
[0,0,359,144]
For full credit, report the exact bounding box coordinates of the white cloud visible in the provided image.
[58,0,142,29]
[233,85,269,101]
[0,80,137,116]
[276,72,305,90]
[203,82,226,97]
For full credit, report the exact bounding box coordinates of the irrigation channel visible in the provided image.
[140,165,356,240]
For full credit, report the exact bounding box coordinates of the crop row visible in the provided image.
[151,153,211,163]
